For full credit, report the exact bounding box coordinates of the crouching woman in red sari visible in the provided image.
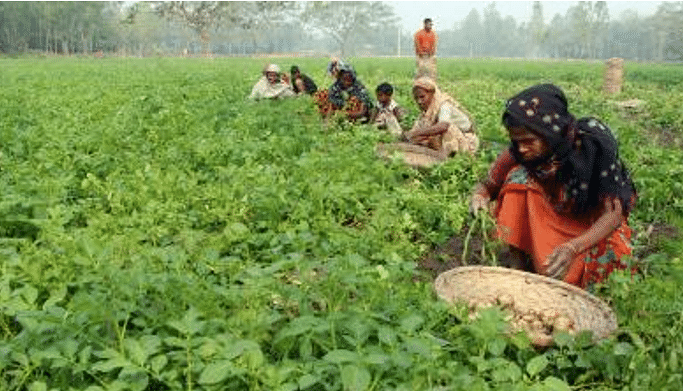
[470,84,637,289]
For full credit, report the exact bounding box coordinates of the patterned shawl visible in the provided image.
[503,83,636,215]
[412,77,473,132]
[328,64,374,110]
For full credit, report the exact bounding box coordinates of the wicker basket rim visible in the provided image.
[434,266,617,339]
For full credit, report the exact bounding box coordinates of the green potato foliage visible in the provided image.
[0,56,681,390]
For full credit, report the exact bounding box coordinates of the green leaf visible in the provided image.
[375,265,389,279]
[574,330,594,348]
[469,356,491,373]
[79,345,93,365]
[399,314,424,333]
[149,355,168,374]
[574,352,591,369]
[198,360,234,384]
[225,222,250,241]
[670,350,679,372]
[391,351,412,368]
[299,336,312,359]
[91,351,130,373]
[28,381,47,391]
[378,327,397,346]
[60,338,79,360]
[324,349,358,364]
[118,367,149,391]
[244,349,264,369]
[298,373,319,389]
[403,337,432,359]
[167,307,205,335]
[19,285,39,306]
[490,358,522,383]
[42,286,67,309]
[613,342,634,356]
[124,338,147,366]
[526,355,549,378]
[487,337,506,357]
[542,376,571,391]
[224,339,261,360]
[341,365,371,391]
[139,335,162,357]
[553,332,572,348]
[277,383,298,391]
[365,353,390,365]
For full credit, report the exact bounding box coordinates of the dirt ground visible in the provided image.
[632,221,680,259]
[416,220,680,281]
[416,224,503,280]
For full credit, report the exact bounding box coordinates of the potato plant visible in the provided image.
[0,56,681,390]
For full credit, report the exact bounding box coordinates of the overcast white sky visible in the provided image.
[388,1,664,32]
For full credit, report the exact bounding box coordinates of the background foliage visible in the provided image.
[1,1,683,60]
[0,57,682,390]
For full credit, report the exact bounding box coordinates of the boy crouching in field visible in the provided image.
[373,82,407,137]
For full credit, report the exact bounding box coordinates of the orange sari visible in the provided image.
[489,150,633,289]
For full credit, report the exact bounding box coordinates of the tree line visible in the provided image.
[1,1,681,61]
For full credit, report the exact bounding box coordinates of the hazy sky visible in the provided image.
[388,1,664,32]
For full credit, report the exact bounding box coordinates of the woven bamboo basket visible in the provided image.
[434,266,618,346]
[376,143,445,168]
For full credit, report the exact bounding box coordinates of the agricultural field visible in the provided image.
[0,56,682,391]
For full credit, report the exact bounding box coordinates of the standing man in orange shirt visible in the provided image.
[414,18,438,80]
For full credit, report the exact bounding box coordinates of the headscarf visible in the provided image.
[412,77,472,130]
[263,64,280,75]
[328,62,374,111]
[503,84,636,215]
[327,57,348,78]
[337,63,356,80]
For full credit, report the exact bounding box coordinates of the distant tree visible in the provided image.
[568,1,609,59]
[116,2,167,56]
[152,1,239,56]
[302,1,398,57]
[608,10,649,60]
[0,2,30,52]
[499,16,520,58]
[482,3,505,56]
[545,13,572,58]
[529,1,546,57]
[651,2,683,61]
[237,2,301,53]
[460,9,483,57]
[592,1,610,58]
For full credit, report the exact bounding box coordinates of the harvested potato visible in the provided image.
[554,315,574,332]
[465,292,576,343]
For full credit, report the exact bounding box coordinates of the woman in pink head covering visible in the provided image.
[378,77,479,167]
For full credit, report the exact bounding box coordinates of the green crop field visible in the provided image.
[0,56,682,390]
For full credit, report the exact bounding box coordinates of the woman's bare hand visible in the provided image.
[544,242,577,280]
[469,192,490,215]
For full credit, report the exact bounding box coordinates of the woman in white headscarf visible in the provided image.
[248,64,296,100]
[378,77,479,167]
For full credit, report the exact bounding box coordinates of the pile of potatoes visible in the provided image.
[467,293,576,339]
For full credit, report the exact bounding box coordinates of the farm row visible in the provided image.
[0,57,682,390]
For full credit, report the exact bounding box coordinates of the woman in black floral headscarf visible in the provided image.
[469,84,636,289]
[313,63,374,122]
